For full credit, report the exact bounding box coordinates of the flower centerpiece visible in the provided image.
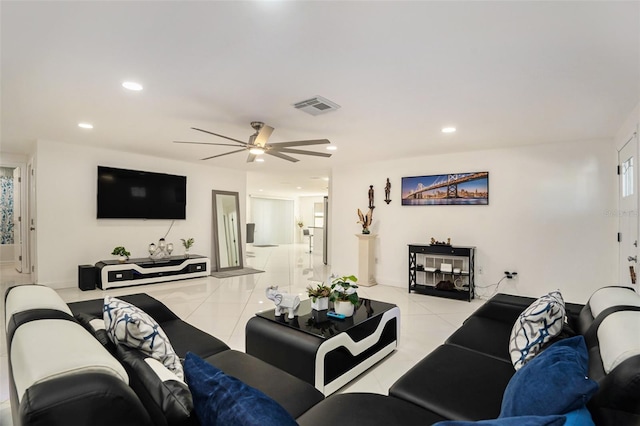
[181,238,194,257]
[306,283,331,311]
[111,246,131,263]
[330,275,359,317]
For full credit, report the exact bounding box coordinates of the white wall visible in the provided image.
[34,139,246,288]
[0,245,14,263]
[329,139,617,303]
[615,104,639,151]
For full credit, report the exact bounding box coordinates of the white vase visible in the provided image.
[311,297,329,311]
[334,300,355,317]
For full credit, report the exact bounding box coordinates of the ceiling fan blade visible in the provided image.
[174,141,245,147]
[271,148,332,158]
[267,139,330,147]
[200,148,247,161]
[253,125,274,147]
[191,127,248,145]
[246,153,256,163]
[265,150,299,162]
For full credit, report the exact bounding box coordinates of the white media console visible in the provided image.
[95,255,210,290]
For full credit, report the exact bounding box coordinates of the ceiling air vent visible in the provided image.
[293,96,341,116]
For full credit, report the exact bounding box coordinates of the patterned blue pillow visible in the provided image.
[500,336,598,417]
[509,291,565,370]
[184,352,297,426]
[103,296,184,379]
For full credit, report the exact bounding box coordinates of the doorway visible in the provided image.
[0,162,29,278]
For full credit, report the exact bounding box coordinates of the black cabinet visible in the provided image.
[408,244,475,301]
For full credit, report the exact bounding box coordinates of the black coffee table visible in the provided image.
[245,298,400,395]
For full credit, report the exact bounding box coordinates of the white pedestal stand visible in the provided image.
[355,233,377,287]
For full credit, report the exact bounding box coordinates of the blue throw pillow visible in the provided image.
[433,415,565,426]
[183,352,297,426]
[500,336,599,417]
[563,406,595,426]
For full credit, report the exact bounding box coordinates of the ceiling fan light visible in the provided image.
[122,81,143,91]
[249,147,265,155]
[326,145,337,151]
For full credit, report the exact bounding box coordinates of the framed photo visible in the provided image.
[401,172,489,206]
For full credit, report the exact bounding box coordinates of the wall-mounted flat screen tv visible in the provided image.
[401,171,489,205]
[97,166,186,219]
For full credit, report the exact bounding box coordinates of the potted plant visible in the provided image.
[181,238,194,257]
[330,275,359,317]
[306,283,331,311]
[111,246,131,263]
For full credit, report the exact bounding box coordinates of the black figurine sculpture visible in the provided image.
[384,178,391,204]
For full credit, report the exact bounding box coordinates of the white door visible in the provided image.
[13,167,22,272]
[618,134,639,289]
[28,161,36,279]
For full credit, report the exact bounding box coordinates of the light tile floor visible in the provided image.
[0,244,484,424]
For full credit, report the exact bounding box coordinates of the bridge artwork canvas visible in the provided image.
[401,172,489,206]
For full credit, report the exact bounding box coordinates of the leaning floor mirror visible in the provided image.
[212,190,243,271]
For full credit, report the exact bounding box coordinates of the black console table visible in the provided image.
[95,255,210,290]
[408,244,475,301]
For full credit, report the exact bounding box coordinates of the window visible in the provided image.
[622,157,634,198]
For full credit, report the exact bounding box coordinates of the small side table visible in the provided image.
[356,233,377,286]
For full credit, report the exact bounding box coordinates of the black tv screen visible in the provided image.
[97,166,186,219]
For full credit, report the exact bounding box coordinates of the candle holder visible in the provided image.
[149,238,173,259]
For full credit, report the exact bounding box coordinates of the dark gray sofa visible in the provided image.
[6,285,640,425]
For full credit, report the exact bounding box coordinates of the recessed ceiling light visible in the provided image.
[256,158,265,162]
[442,127,456,133]
[322,177,329,181]
[326,146,338,151]
[78,122,93,129]
[259,189,263,192]
[122,81,143,91]
[296,186,302,189]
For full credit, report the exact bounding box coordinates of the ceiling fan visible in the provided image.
[174,121,333,163]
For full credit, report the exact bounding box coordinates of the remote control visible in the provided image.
[327,311,346,319]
